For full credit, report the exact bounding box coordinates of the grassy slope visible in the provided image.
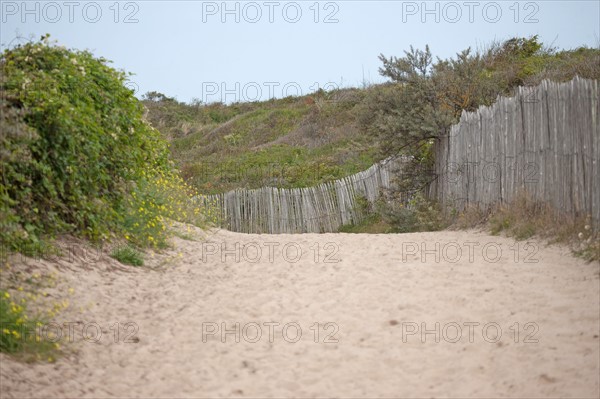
[144,44,600,200]
[143,89,380,194]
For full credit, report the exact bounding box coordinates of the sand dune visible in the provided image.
[1,228,598,398]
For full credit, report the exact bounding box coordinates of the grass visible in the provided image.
[448,193,599,263]
[184,143,378,194]
[144,88,380,194]
[110,245,144,266]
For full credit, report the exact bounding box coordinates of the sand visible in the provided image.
[0,228,598,398]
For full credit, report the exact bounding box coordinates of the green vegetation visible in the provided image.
[0,36,212,257]
[360,36,599,165]
[337,214,393,234]
[110,245,144,267]
[353,36,599,234]
[378,193,447,233]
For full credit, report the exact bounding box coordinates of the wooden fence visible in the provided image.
[428,77,599,227]
[197,157,408,233]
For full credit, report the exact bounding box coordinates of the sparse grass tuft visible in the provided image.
[110,245,144,266]
[172,230,198,241]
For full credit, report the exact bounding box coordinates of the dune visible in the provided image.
[1,228,598,398]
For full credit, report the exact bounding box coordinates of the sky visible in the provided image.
[2,0,599,103]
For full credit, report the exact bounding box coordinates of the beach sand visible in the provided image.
[1,228,598,398]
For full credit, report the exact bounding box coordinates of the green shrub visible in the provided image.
[0,36,213,253]
[337,213,392,234]
[1,37,166,244]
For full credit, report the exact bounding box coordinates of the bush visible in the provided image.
[0,36,212,253]
[1,37,165,245]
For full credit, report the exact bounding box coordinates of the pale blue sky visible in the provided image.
[2,1,599,103]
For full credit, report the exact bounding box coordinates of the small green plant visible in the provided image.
[383,203,419,233]
[111,245,144,266]
[223,133,241,146]
[573,238,599,262]
[513,223,536,240]
[490,214,512,235]
[172,230,197,241]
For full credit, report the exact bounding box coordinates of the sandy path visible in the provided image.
[1,229,598,398]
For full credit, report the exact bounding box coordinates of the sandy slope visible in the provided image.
[1,229,598,398]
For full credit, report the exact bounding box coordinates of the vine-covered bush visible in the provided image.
[0,37,207,252]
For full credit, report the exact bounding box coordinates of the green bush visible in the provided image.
[0,36,211,253]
